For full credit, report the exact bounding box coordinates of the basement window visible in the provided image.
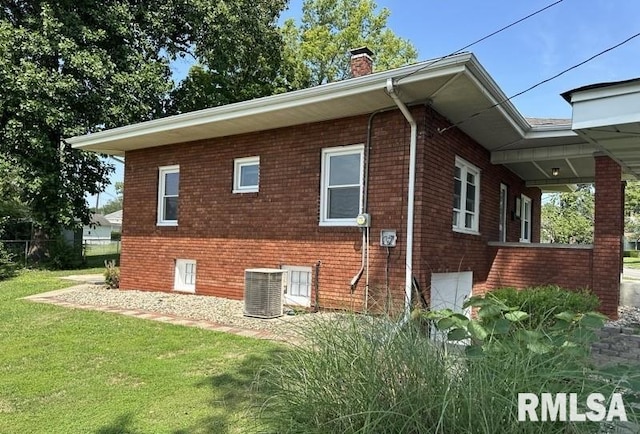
[174,259,196,293]
[453,157,480,234]
[233,156,260,193]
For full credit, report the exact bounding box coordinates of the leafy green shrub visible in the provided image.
[258,312,628,434]
[488,286,599,328]
[425,295,606,361]
[45,236,84,270]
[104,260,120,288]
[0,243,17,280]
[110,231,121,241]
[625,250,640,258]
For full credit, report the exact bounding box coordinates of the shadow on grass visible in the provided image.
[96,413,142,434]
[84,253,119,268]
[174,346,288,434]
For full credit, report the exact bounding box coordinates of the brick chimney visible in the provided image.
[349,47,374,78]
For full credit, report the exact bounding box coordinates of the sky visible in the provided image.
[90,0,640,209]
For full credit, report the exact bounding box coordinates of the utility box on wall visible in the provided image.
[380,229,397,247]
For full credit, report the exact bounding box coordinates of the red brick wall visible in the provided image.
[122,111,412,311]
[485,245,593,291]
[592,156,623,319]
[415,109,541,301]
[121,106,544,311]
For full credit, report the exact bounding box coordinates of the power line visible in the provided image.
[438,30,640,134]
[396,0,565,83]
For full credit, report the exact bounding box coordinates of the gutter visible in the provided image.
[386,78,418,323]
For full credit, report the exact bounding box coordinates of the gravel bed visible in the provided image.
[53,285,328,337]
[51,284,640,334]
[606,305,640,329]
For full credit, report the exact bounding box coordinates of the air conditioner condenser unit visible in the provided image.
[244,268,285,319]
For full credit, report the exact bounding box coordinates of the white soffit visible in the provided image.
[67,53,538,156]
[67,55,473,156]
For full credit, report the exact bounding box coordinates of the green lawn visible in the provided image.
[0,269,284,433]
[624,257,640,269]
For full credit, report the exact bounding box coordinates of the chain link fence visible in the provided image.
[0,239,120,269]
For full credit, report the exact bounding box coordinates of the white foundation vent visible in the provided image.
[244,268,285,319]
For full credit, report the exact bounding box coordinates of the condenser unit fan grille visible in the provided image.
[244,269,284,319]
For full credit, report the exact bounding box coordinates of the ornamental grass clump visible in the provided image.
[258,298,637,433]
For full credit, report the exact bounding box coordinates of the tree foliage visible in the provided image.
[169,0,288,112]
[0,1,180,235]
[0,0,290,241]
[625,181,640,246]
[541,186,594,244]
[98,182,124,216]
[282,0,418,87]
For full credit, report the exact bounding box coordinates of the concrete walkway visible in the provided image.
[25,276,280,341]
[621,268,640,307]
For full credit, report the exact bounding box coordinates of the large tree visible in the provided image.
[282,0,418,88]
[0,0,289,246]
[169,0,288,113]
[541,186,594,244]
[0,1,181,238]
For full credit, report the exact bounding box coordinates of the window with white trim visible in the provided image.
[320,144,364,226]
[520,194,532,243]
[174,259,196,293]
[452,157,480,233]
[157,165,179,226]
[233,156,260,193]
[499,183,508,242]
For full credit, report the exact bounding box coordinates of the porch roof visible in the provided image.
[561,78,640,180]
[67,53,637,191]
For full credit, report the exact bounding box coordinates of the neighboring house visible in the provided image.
[83,213,116,245]
[69,50,638,319]
[104,210,123,229]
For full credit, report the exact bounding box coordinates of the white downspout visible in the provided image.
[386,78,417,323]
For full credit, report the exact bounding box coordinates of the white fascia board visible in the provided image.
[568,80,640,103]
[523,126,577,139]
[67,54,474,150]
[572,113,640,131]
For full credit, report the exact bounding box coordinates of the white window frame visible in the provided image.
[499,183,508,242]
[520,194,532,243]
[233,156,260,193]
[319,144,364,226]
[157,165,179,226]
[452,157,480,234]
[174,259,196,293]
[282,265,312,307]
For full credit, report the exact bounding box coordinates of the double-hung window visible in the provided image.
[452,157,480,234]
[233,156,260,193]
[157,165,179,226]
[320,144,364,226]
[520,194,532,242]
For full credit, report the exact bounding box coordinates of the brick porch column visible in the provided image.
[593,155,623,319]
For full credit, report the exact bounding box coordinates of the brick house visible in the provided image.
[69,51,636,320]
